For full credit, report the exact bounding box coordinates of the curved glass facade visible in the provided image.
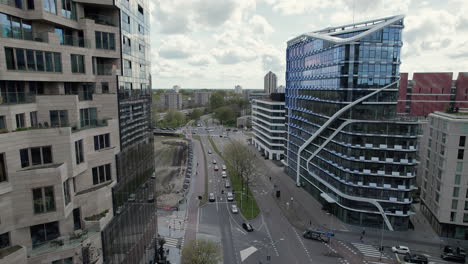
[285,17,419,231]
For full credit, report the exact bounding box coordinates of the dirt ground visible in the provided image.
[154,136,189,207]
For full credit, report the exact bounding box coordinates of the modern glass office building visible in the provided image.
[285,15,420,231]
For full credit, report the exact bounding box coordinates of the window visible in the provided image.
[464,214,468,223]
[453,187,460,198]
[455,174,461,185]
[460,136,466,147]
[101,82,109,93]
[61,0,76,20]
[0,153,7,183]
[30,111,38,127]
[0,116,5,130]
[452,200,459,210]
[122,12,130,32]
[79,108,97,127]
[138,24,144,34]
[27,0,34,9]
[75,140,84,164]
[30,221,60,248]
[0,13,33,40]
[4,48,15,70]
[49,110,68,127]
[123,59,132,76]
[32,186,56,214]
[4,47,61,72]
[20,146,52,168]
[123,35,131,54]
[92,164,111,185]
[465,201,468,210]
[63,179,71,205]
[95,31,115,50]
[71,54,85,73]
[457,162,464,173]
[52,257,73,264]
[451,212,457,222]
[15,113,25,128]
[94,134,110,150]
[43,0,57,13]
[0,232,10,250]
[458,149,465,160]
[138,5,144,16]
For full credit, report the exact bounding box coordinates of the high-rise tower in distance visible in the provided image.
[264,71,277,95]
[285,15,419,231]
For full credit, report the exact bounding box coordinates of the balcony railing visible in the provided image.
[61,35,90,48]
[29,229,99,257]
[72,119,109,132]
[0,93,35,105]
[84,14,118,27]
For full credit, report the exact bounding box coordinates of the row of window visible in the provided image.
[0,12,32,40]
[5,47,61,72]
[44,0,77,20]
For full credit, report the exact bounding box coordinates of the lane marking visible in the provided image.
[292,228,313,263]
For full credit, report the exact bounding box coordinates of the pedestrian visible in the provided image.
[362,228,366,236]
[269,176,271,181]
[359,235,363,242]
[309,220,312,226]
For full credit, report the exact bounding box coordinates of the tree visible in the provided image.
[188,109,203,121]
[159,110,186,128]
[213,106,236,126]
[181,239,222,264]
[224,141,257,199]
[209,91,226,110]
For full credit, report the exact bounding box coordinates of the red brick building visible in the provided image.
[397,72,468,117]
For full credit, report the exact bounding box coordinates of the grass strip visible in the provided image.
[208,136,259,219]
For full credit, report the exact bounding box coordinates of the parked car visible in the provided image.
[391,245,410,254]
[403,253,428,264]
[209,193,215,202]
[231,204,238,214]
[227,192,234,201]
[225,181,231,188]
[242,223,254,232]
[221,171,227,178]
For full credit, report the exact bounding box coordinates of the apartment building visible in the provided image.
[286,15,419,231]
[264,71,277,95]
[397,72,468,117]
[193,91,211,106]
[252,93,286,160]
[159,90,182,110]
[419,112,468,239]
[0,0,155,263]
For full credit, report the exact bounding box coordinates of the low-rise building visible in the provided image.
[252,93,286,160]
[419,111,468,239]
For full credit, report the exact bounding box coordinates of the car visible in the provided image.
[225,181,231,188]
[222,165,227,171]
[209,193,215,202]
[392,245,410,254]
[403,254,428,264]
[208,150,212,154]
[128,193,136,202]
[221,171,227,178]
[213,159,217,164]
[147,194,155,203]
[441,252,466,263]
[214,165,219,171]
[219,135,223,138]
[227,192,234,201]
[242,223,254,232]
[233,129,238,132]
[231,204,239,213]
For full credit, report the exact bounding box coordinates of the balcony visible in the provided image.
[61,35,90,48]
[29,229,99,257]
[0,245,27,263]
[0,93,35,105]
[71,119,109,132]
[84,13,118,27]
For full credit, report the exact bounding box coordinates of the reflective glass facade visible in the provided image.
[285,16,419,231]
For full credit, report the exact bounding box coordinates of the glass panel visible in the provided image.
[59,110,68,126]
[109,33,115,50]
[105,164,111,181]
[92,167,98,184]
[31,147,42,165]
[42,146,52,164]
[95,31,102,49]
[50,0,57,14]
[44,186,55,211]
[20,149,29,167]
[0,154,6,182]
[22,20,32,40]
[50,110,58,126]
[0,232,10,249]
[26,50,35,71]
[11,17,21,39]
[54,53,61,72]
[78,55,84,73]
[16,49,26,70]
[45,52,53,72]
[0,13,12,38]
[32,188,44,213]
[71,55,77,73]
[102,32,108,49]
[99,165,105,182]
[35,51,44,71]
[5,48,15,70]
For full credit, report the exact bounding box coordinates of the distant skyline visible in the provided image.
[149,0,468,89]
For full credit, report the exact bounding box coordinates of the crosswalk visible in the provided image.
[164,237,179,248]
[351,243,388,259]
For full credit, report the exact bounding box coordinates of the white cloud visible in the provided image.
[158,36,200,59]
[188,55,214,66]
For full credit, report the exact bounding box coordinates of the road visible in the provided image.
[187,116,346,264]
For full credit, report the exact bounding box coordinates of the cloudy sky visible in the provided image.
[149,0,468,89]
